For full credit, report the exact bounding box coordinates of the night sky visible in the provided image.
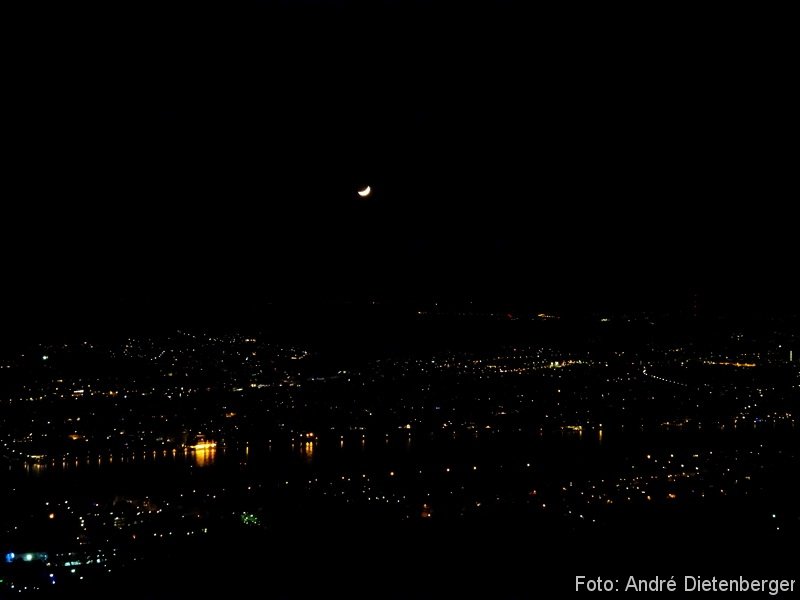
[4,2,796,330]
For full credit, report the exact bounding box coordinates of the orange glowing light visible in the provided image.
[703,360,756,368]
[190,441,217,450]
[192,442,217,467]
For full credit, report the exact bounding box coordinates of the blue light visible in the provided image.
[6,552,48,563]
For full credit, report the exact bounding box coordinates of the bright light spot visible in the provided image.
[190,441,217,450]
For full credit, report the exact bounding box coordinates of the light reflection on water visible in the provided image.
[22,446,225,474]
[20,425,790,478]
[20,433,417,475]
[193,446,216,467]
[302,440,315,463]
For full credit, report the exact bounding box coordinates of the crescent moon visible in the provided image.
[357,185,371,198]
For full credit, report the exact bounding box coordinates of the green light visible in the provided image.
[240,512,261,526]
